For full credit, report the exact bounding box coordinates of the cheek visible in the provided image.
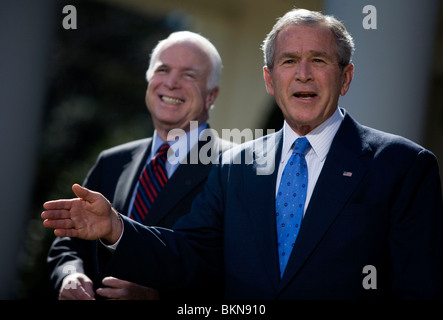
[145,88,156,110]
[145,86,152,99]
[318,73,341,98]
[328,71,348,96]
[189,84,209,105]
[146,80,159,99]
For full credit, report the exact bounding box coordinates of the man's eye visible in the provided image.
[184,73,196,79]
[313,58,325,63]
[283,59,295,65]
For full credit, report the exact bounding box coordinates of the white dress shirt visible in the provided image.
[276,108,344,216]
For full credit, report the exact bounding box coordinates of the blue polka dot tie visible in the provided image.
[276,137,311,277]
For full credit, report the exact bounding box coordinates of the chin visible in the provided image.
[288,108,318,123]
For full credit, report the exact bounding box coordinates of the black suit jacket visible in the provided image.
[101,110,443,299]
[47,130,232,297]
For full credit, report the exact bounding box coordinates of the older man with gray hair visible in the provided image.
[46,31,231,300]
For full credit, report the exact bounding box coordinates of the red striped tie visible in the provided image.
[130,143,170,222]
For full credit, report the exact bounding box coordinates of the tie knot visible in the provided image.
[152,143,170,166]
[156,143,170,157]
[293,137,311,156]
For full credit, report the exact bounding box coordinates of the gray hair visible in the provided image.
[146,31,222,90]
[261,8,355,70]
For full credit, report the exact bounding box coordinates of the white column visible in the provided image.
[0,0,55,298]
[324,0,439,143]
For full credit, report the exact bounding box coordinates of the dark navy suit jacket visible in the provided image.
[102,110,443,299]
[47,131,231,297]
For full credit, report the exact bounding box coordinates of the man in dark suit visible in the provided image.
[46,31,231,300]
[43,9,443,299]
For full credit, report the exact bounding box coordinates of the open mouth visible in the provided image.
[161,95,185,105]
[294,92,317,99]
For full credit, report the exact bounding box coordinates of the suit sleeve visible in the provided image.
[100,158,227,294]
[389,149,443,299]
[46,154,105,296]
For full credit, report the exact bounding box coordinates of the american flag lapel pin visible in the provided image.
[343,171,353,177]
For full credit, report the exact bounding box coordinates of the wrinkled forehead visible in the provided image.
[274,24,338,59]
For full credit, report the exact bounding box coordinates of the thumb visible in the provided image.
[72,184,96,202]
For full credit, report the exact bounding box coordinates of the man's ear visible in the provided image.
[205,87,219,110]
[340,63,354,96]
[263,66,275,97]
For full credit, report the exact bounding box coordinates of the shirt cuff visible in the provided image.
[100,214,124,253]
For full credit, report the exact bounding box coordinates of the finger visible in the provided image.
[42,218,74,230]
[102,276,128,288]
[43,199,74,210]
[41,209,71,220]
[60,284,95,300]
[81,278,95,298]
[96,286,122,299]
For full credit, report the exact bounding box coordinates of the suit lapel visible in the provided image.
[144,133,220,226]
[144,160,211,226]
[278,113,372,291]
[113,139,152,215]
[244,130,283,293]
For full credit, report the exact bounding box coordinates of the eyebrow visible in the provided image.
[182,66,200,73]
[156,63,201,74]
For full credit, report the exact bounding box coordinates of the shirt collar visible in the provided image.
[282,108,344,162]
[151,121,209,163]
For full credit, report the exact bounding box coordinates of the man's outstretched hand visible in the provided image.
[42,184,123,244]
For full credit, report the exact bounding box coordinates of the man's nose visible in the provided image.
[164,71,181,89]
[295,61,313,82]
